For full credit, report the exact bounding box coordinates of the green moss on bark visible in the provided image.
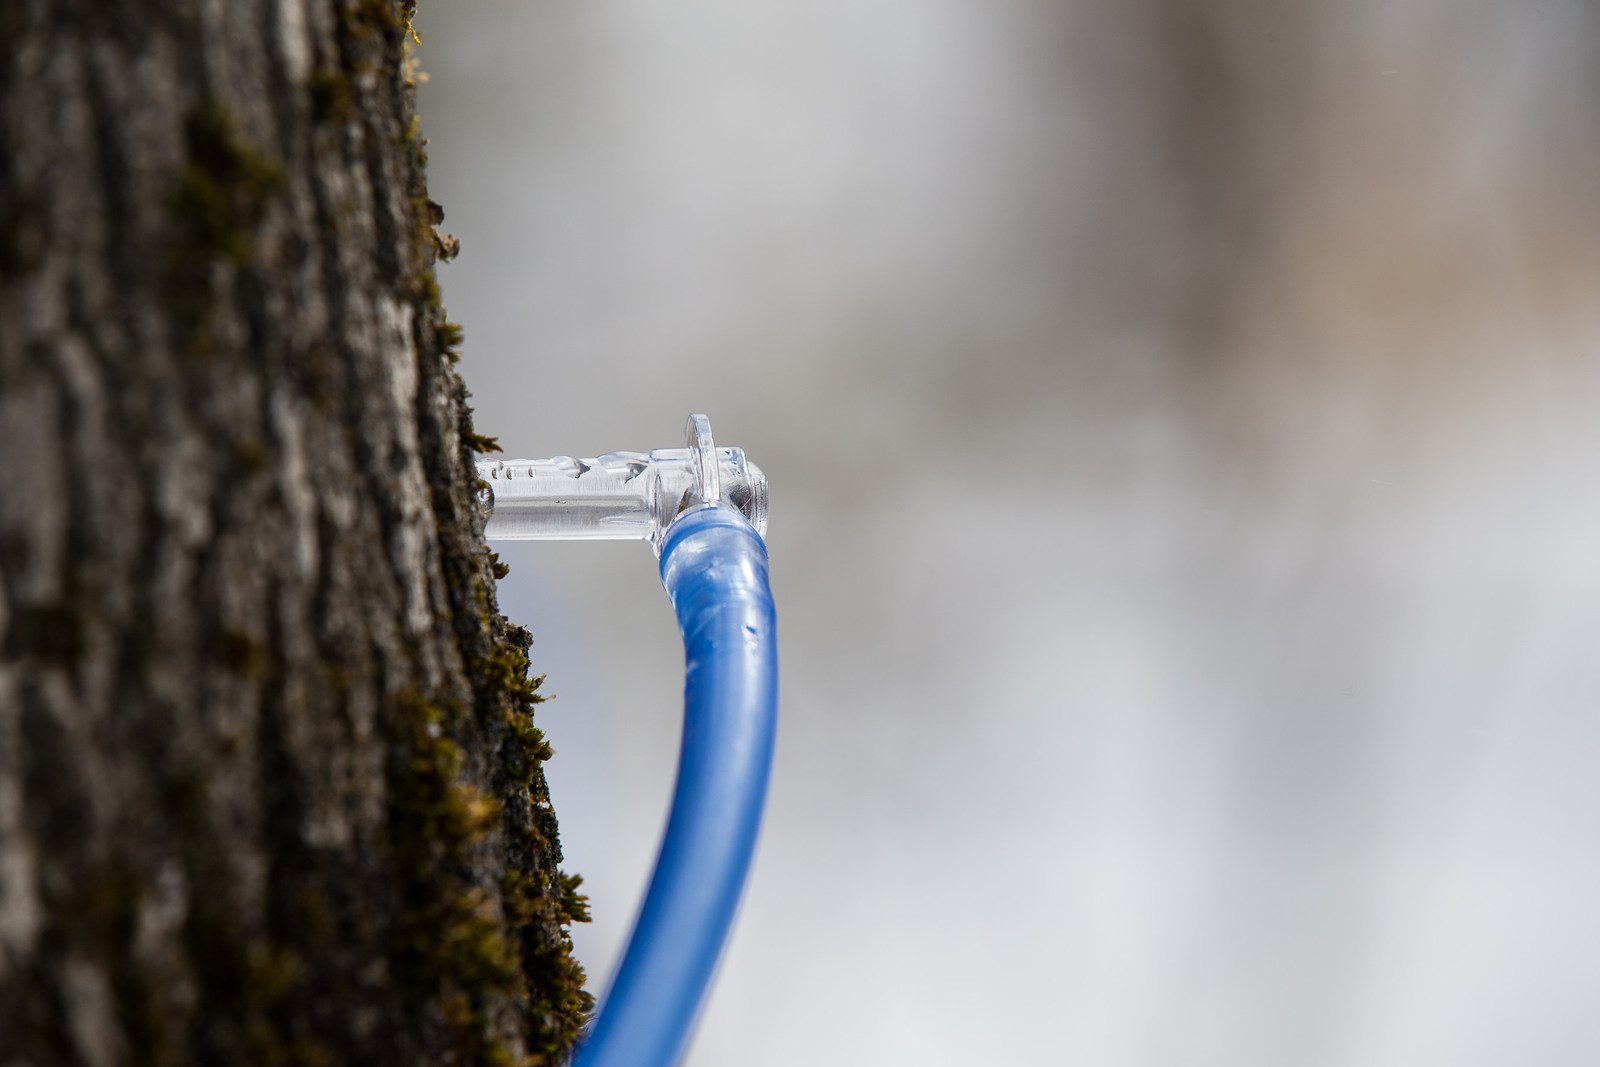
[172,104,286,264]
[388,692,526,1064]
[163,100,286,352]
[351,0,595,1058]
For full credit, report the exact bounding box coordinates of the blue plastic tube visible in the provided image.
[572,506,780,1067]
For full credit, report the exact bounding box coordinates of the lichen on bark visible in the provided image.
[0,1,589,1063]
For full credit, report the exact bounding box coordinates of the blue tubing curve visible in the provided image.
[572,506,779,1067]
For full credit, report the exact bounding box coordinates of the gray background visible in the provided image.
[416,3,1600,1064]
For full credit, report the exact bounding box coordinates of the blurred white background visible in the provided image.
[416,2,1600,1064]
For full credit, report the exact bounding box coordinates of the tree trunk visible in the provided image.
[0,2,590,1064]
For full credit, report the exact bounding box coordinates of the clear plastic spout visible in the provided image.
[476,414,768,553]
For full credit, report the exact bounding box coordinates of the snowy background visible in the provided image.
[416,3,1600,1064]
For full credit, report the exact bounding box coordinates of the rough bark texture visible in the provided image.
[0,1,591,1063]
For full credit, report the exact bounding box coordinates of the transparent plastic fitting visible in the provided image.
[476,414,768,553]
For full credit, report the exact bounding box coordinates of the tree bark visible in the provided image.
[0,2,590,1064]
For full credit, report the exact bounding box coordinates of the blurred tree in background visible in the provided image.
[0,2,589,1063]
